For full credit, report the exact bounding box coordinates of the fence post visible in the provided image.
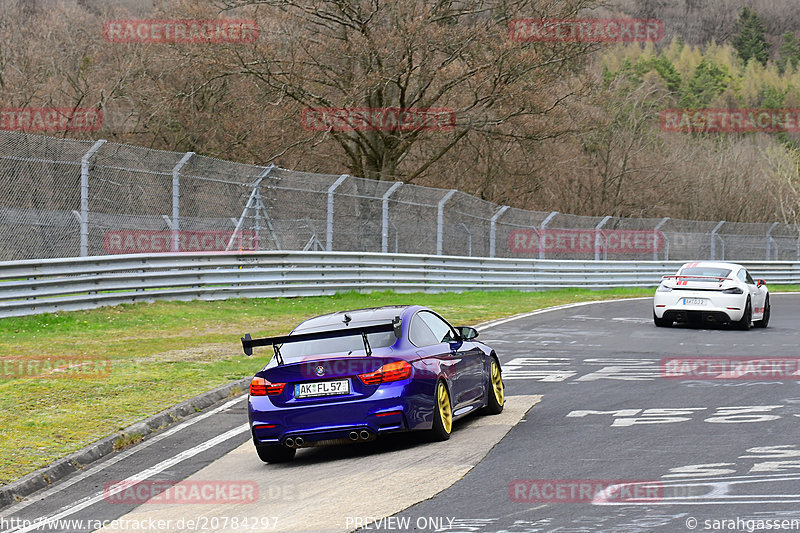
[539,211,558,260]
[326,174,348,251]
[766,222,779,261]
[79,139,107,257]
[594,216,611,261]
[459,223,472,256]
[171,152,194,252]
[711,220,725,260]
[489,205,509,258]
[381,182,403,253]
[436,189,457,255]
[653,217,670,261]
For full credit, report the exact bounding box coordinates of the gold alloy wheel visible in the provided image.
[491,359,504,406]
[437,382,452,434]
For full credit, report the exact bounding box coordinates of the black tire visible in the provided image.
[255,444,296,463]
[653,311,671,327]
[483,357,504,415]
[754,295,770,328]
[735,297,752,331]
[429,380,452,441]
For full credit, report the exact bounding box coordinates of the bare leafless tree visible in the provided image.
[213,0,599,181]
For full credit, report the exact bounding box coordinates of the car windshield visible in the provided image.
[679,267,732,278]
[278,330,397,361]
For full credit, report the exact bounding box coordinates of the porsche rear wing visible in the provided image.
[662,275,733,285]
[663,274,734,281]
[241,316,402,364]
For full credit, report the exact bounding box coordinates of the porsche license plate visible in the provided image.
[295,379,350,398]
[682,298,707,306]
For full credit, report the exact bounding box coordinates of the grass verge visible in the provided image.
[1,285,796,484]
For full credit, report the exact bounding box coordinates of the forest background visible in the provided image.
[3,0,800,225]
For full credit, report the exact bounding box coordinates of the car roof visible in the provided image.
[293,305,416,332]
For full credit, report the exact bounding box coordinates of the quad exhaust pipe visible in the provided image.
[287,431,371,448]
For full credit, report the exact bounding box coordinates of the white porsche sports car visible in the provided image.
[653,262,770,330]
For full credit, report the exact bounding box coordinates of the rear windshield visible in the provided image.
[679,267,732,278]
[279,331,397,361]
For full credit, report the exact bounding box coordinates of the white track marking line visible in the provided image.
[476,298,650,331]
[4,424,249,533]
[0,396,246,518]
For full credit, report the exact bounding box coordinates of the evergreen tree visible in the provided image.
[777,31,800,74]
[609,54,682,94]
[640,55,682,93]
[679,59,731,108]
[760,84,786,108]
[732,7,770,66]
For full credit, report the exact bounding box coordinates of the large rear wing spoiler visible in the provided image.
[662,275,733,286]
[241,316,402,364]
[663,275,733,281]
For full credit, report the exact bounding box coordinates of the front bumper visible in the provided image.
[653,291,746,322]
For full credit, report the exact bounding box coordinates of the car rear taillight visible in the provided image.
[358,361,412,385]
[722,287,744,294]
[250,377,286,396]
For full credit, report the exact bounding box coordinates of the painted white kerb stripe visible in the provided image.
[6,424,249,533]
[0,396,246,519]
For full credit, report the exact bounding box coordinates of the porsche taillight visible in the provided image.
[358,361,412,385]
[250,377,286,396]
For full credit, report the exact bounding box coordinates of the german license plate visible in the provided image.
[295,379,350,398]
[682,298,707,306]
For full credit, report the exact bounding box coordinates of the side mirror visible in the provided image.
[458,326,479,340]
[757,279,766,288]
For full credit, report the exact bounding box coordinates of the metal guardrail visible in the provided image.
[0,252,798,318]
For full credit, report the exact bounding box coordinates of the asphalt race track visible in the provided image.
[2,294,800,533]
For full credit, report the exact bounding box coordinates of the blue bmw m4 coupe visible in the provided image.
[241,305,505,463]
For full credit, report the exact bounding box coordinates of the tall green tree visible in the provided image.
[732,7,770,66]
[777,31,800,73]
[679,59,730,108]
[606,54,682,93]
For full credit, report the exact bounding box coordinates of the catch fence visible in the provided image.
[1,130,799,262]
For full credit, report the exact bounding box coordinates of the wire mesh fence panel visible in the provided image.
[2,131,800,262]
[267,168,346,252]
[441,191,499,258]
[494,206,550,259]
[0,132,94,260]
[331,176,398,254]
[386,184,446,256]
